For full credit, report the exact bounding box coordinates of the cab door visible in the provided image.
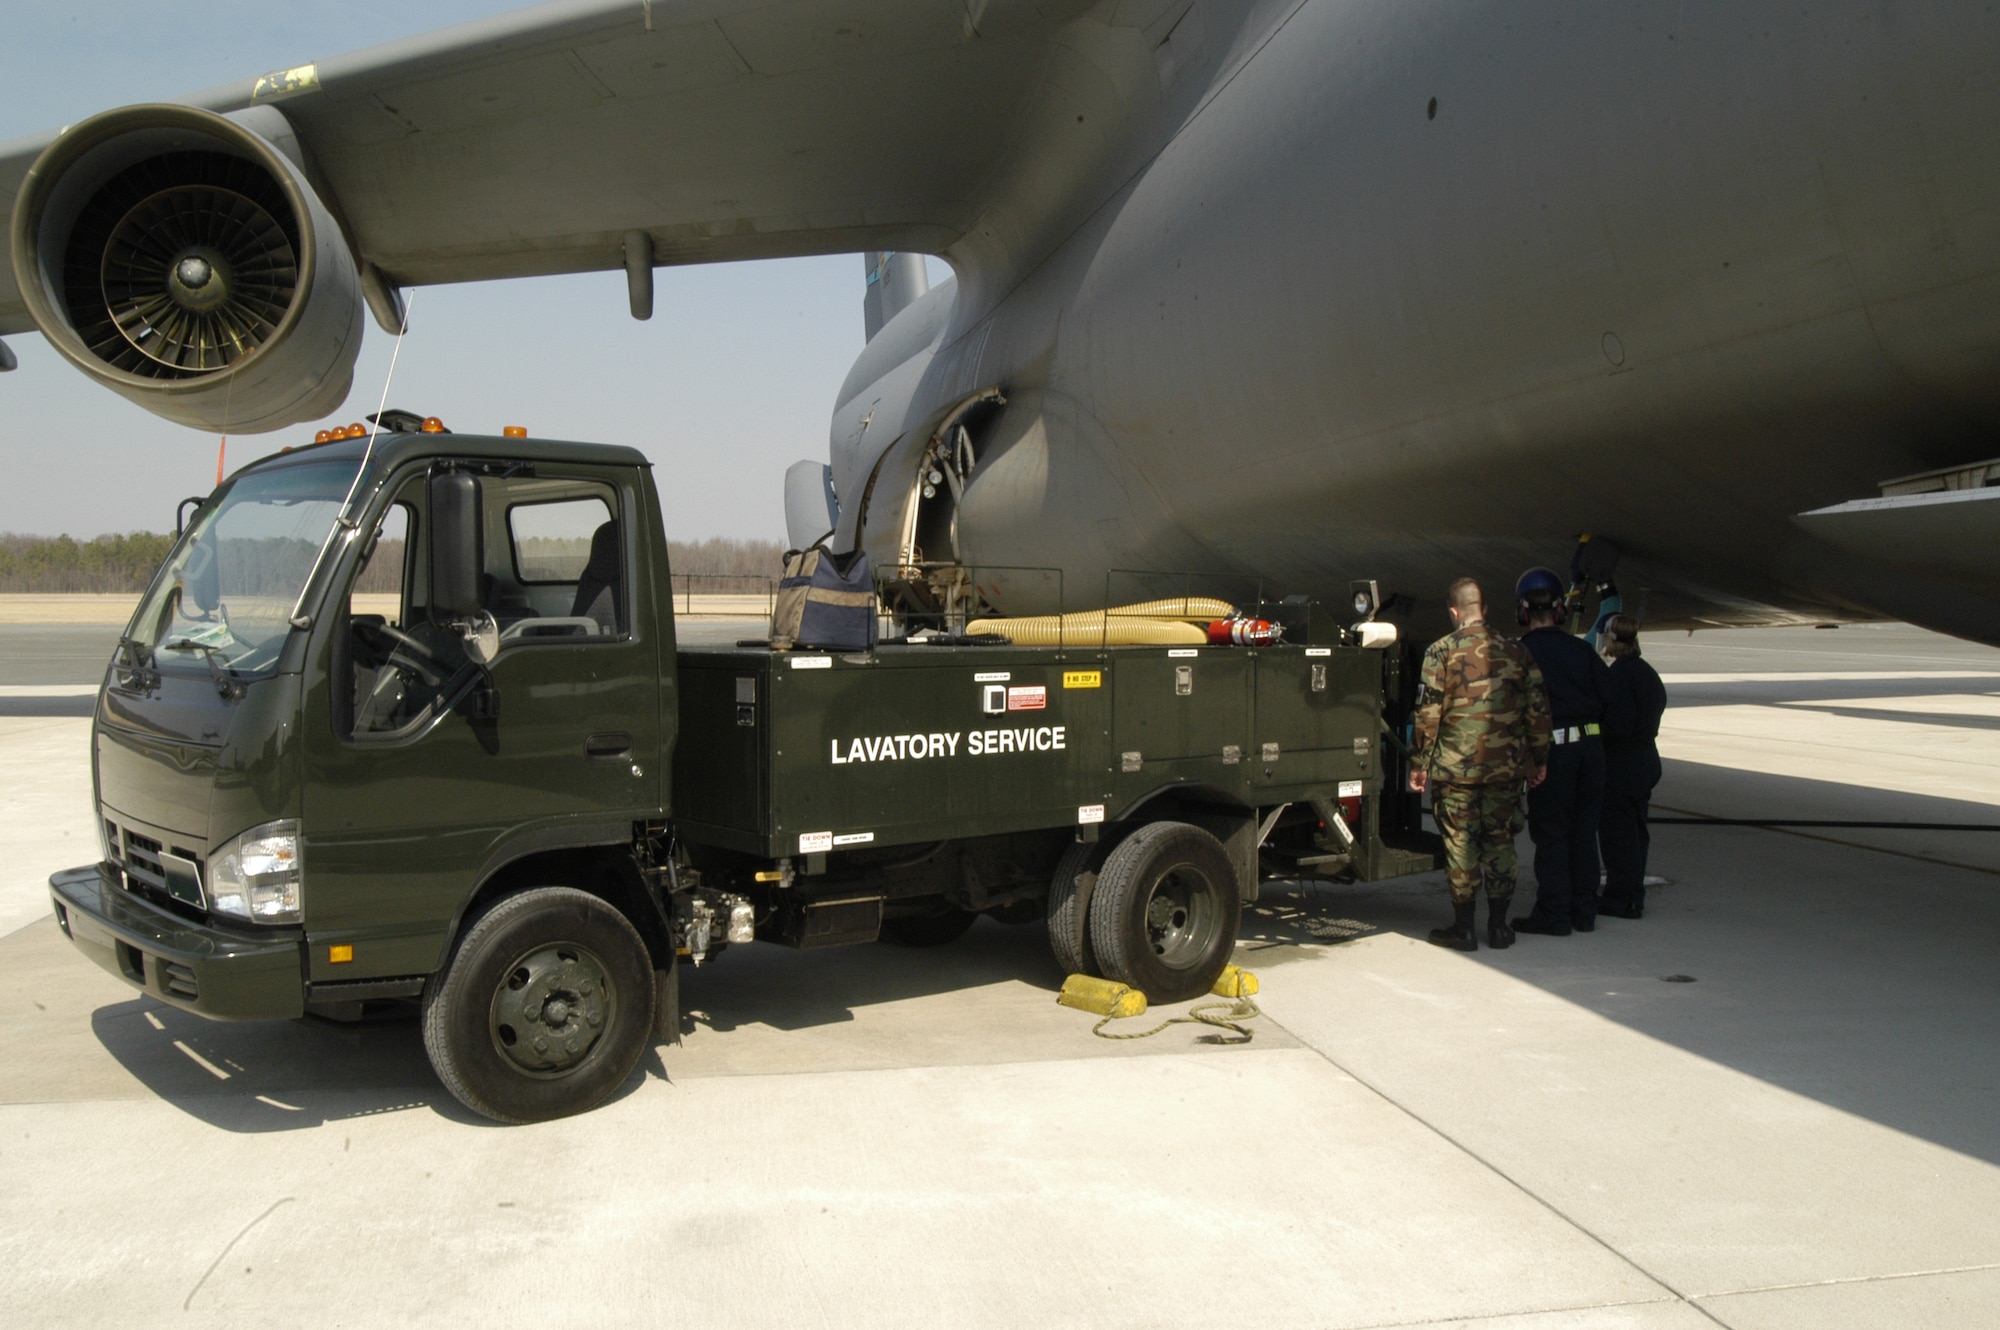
[299,462,663,982]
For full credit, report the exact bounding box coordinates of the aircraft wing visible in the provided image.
[0,0,1093,336]
[1795,488,2000,589]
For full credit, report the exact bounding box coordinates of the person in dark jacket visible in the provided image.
[1512,568,1626,936]
[1596,615,1668,918]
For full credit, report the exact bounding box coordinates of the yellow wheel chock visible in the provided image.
[1057,966,1262,1041]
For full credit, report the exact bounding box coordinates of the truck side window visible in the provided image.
[499,489,626,641]
[344,488,474,739]
[352,501,410,624]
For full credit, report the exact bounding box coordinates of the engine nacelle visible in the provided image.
[9,103,364,433]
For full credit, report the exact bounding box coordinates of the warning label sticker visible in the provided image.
[1006,685,1047,711]
[1063,671,1101,689]
[1077,804,1106,824]
[798,831,833,853]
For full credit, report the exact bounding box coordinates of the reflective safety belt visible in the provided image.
[1550,723,1602,745]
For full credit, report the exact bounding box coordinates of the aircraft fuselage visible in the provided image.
[840,1,2000,641]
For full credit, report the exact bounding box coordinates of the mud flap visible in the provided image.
[652,962,680,1046]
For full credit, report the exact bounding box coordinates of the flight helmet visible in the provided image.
[1516,567,1566,625]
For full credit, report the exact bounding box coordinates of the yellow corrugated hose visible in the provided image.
[966,614,1207,646]
[965,597,1238,647]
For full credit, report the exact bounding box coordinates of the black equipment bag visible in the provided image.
[770,544,877,651]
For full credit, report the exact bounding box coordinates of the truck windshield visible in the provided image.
[127,458,361,678]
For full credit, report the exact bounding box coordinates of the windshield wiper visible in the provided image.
[160,640,246,702]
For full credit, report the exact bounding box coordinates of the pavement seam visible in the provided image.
[1332,1295,1685,1330]
[181,1195,294,1311]
[1257,996,1733,1329]
[1688,1259,2000,1302]
[1653,802,2000,879]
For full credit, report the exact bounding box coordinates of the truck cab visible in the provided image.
[55,430,682,1118]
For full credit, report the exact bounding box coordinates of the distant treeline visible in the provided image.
[0,531,790,595]
[669,537,789,584]
[0,532,178,594]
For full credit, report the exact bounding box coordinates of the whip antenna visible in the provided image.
[286,289,415,628]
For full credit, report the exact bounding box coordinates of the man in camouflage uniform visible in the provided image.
[1408,578,1552,951]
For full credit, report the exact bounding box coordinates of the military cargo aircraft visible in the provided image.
[4,1,1998,641]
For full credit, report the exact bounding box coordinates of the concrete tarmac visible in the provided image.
[2,622,1997,1327]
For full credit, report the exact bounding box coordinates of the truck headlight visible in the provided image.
[209,819,303,924]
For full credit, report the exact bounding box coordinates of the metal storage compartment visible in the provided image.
[672,641,1396,864]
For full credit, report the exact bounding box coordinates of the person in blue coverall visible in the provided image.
[1595,614,1669,917]
[1511,568,1628,936]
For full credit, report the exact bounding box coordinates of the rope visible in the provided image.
[1091,997,1262,1043]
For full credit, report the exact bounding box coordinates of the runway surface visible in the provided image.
[2,620,1996,1327]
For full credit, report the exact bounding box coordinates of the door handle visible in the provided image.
[586,732,634,765]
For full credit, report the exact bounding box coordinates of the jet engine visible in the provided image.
[9,103,364,433]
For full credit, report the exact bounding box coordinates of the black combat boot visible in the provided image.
[1487,899,1515,949]
[1428,899,1478,952]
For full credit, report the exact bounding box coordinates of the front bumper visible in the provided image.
[49,864,304,1020]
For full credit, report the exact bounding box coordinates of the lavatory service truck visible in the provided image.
[47,425,1437,1122]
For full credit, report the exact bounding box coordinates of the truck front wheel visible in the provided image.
[1087,821,1240,1003]
[423,887,656,1124]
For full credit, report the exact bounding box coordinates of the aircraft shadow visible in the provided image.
[1251,758,2000,1168]
[67,756,1998,1149]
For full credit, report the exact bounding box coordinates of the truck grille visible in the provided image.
[104,816,207,911]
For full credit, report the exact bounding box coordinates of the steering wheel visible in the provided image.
[354,619,444,686]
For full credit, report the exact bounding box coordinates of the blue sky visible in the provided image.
[0,1,927,542]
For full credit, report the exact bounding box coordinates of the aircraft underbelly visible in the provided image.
[851,0,2000,641]
[1007,0,2000,633]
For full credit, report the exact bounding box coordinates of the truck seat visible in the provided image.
[572,521,625,634]
[477,573,539,630]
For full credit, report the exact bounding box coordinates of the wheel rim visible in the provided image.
[1143,860,1222,971]
[488,942,617,1077]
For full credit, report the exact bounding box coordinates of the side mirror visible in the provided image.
[429,472,483,617]
[182,539,220,613]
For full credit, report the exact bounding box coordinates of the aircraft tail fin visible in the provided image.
[862,252,929,341]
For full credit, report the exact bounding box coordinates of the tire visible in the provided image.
[1046,839,1105,977]
[422,887,656,1124]
[1087,821,1241,1003]
[880,904,979,946]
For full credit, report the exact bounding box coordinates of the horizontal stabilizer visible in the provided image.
[863,252,929,341]
[1794,487,2000,585]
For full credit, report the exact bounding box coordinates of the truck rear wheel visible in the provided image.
[1087,821,1240,1003]
[422,887,655,1124]
[1046,839,1107,977]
